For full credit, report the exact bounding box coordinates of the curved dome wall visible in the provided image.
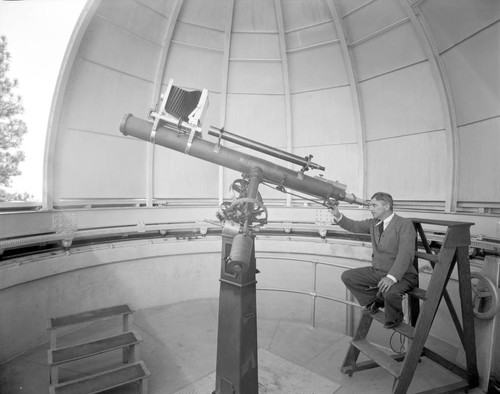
[0,233,471,368]
[43,0,500,215]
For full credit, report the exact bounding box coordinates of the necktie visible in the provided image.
[378,222,384,239]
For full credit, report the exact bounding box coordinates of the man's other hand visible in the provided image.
[378,276,396,293]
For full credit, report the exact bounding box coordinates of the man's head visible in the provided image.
[369,192,393,221]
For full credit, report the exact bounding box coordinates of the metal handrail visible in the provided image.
[256,254,369,334]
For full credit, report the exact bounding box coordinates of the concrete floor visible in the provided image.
[0,293,484,394]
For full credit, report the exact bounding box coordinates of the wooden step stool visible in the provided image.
[49,361,150,394]
[47,304,149,393]
[341,219,479,394]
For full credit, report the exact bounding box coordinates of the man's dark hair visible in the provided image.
[371,192,394,210]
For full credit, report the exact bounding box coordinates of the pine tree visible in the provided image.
[0,35,29,202]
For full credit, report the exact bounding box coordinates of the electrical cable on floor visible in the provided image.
[389,331,407,354]
[390,294,408,354]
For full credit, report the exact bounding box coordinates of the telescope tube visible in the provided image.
[119,114,365,205]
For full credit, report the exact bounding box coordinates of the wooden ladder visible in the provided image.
[341,219,479,393]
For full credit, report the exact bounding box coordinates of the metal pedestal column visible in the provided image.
[213,167,263,394]
[213,235,258,394]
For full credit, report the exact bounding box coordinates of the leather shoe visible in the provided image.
[383,320,401,329]
[365,300,384,313]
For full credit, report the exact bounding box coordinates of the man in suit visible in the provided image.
[330,192,418,329]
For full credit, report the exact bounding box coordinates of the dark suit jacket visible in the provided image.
[337,213,417,281]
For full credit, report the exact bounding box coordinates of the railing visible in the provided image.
[2,220,498,260]
[256,254,369,336]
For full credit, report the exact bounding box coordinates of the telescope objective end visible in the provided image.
[119,113,133,136]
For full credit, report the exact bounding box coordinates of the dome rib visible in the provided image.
[148,0,185,208]
[218,0,235,205]
[43,0,100,210]
[274,0,293,206]
[328,0,366,201]
[398,0,459,212]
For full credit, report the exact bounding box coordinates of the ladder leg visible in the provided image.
[456,246,479,388]
[50,365,59,385]
[341,344,360,376]
[341,312,374,375]
[140,377,148,394]
[393,247,456,394]
[123,346,130,364]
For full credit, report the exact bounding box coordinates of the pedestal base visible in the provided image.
[174,349,341,394]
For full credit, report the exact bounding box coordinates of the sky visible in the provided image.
[0,0,86,200]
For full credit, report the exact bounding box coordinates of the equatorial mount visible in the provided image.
[217,177,268,229]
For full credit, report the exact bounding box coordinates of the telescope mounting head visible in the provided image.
[216,174,268,233]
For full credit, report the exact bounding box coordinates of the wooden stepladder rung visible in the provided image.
[351,339,402,378]
[48,331,142,365]
[341,219,479,394]
[371,310,415,339]
[49,361,150,394]
[407,287,427,301]
[414,251,439,264]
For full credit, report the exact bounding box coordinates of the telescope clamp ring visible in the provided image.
[296,155,313,180]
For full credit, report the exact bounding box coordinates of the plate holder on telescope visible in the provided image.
[149,79,208,154]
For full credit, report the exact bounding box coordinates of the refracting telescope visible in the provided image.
[119,114,365,214]
[119,84,366,394]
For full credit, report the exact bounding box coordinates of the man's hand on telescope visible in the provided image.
[328,204,342,221]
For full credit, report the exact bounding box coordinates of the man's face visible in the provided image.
[369,198,390,220]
